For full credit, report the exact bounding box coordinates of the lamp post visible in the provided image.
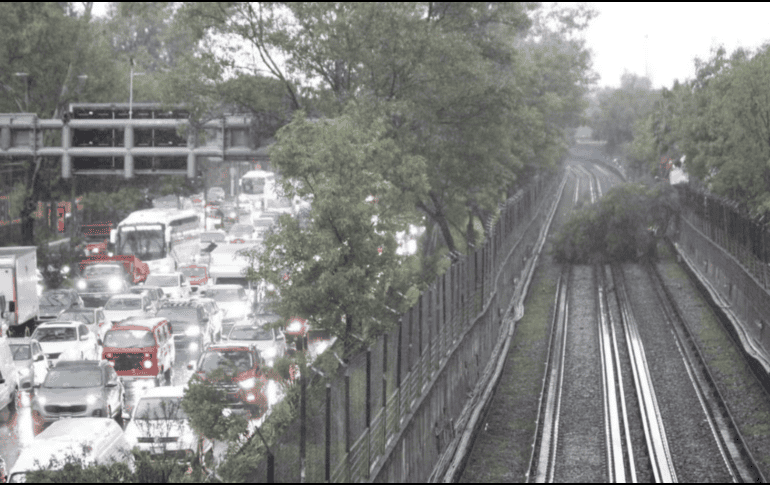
[128,58,145,119]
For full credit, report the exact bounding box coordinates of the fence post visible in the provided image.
[365,346,371,478]
[344,367,351,482]
[396,318,402,427]
[325,382,331,483]
[382,333,388,455]
[300,353,306,483]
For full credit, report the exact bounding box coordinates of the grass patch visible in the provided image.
[459,266,557,482]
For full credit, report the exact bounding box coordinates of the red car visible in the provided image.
[179,264,210,293]
[79,255,150,285]
[188,344,268,417]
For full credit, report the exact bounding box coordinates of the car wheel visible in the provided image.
[164,367,173,386]
[8,388,17,413]
[31,410,44,435]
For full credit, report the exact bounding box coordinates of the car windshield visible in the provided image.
[133,397,188,421]
[84,264,124,276]
[179,267,207,279]
[207,288,245,302]
[241,178,266,195]
[117,226,166,262]
[103,329,155,348]
[229,327,272,341]
[58,311,93,324]
[199,350,253,374]
[145,275,179,287]
[32,327,77,342]
[9,344,31,361]
[43,368,102,388]
[157,308,199,324]
[214,277,249,288]
[201,233,225,243]
[105,298,142,310]
[41,293,72,307]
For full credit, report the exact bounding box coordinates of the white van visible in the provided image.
[0,325,19,423]
[8,418,132,482]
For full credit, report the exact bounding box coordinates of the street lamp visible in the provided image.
[14,73,29,111]
[128,58,145,119]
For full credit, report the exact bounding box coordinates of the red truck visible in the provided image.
[78,255,150,285]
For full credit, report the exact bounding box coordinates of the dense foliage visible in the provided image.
[553,182,679,263]
[628,45,770,217]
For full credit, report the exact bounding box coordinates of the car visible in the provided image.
[227,224,258,243]
[101,317,175,387]
[207,187,226,202]
[201,285,252,337]
[39,289,85,322]
[31,321,99,364]
[123,385,216,464]
[56,307,112,341]
[0,334,20,423]
[284,318,337,364]
[144,273,191,300]
[197,231,227,265]
[103,293,155,325]
[190,296,224,342]
[156,301,216,355]
[128,286,165,314]
[31,360,125,430]
[179,264,211,293]
[224,321,286,367]
[187,343,268,417]
[75,262,132,306]
[9,418,133,482]
[8,337,51,391]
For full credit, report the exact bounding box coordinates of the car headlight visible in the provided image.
[86,394,102,406]
[108,278,123,292]
[76,279,87,290]
[238,377,256,390]
[17,367,31,378]
[36,395,46,406]
[185,326,200,337]
[189,342,199,352]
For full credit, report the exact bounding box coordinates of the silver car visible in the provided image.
[225,323,286,367]
[8,338,51,391]
[31,360,124,430]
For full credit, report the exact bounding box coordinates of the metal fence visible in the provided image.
[244,172,561,482]
[675,184,770,366]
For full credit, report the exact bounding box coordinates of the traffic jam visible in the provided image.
[0,169,330,481]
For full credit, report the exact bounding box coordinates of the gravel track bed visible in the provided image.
[603,266,653,482]
[621,263,732,482]
[655,254,770,478]
[554,265,606,482]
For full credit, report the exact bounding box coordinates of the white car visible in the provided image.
[103,294,155,325]
[31,321,100,364]
[144,273,191,300]
[190,296,225,342]
[202,285,253,336]
[225,322,286,367]
[124,386,216,463]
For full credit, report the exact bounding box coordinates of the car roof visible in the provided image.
[106,293,144,300]
[207,284,244,290]
[205,343,256,352]
[137,385,186,399]
[159,300,203,309]
[35,321,81,328]
[59,307,94,313]
[130,285,163,292]
[53,359,104,369]
[147,272,181,277]
[37,417,122,442]
[112,317,167,330]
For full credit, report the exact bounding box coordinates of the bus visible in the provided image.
[110,208,200,274]
[238,170,276,212]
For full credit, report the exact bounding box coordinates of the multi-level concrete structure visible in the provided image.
[0,103,267,179]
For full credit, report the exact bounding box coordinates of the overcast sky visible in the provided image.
[91,2,770,91]
[582,2,770,89]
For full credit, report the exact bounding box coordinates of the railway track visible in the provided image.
[644,263,765,483]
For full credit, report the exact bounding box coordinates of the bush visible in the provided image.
[553,182,679,263]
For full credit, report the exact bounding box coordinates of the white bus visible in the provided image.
[111,208,200,274]
[238,170,276,212]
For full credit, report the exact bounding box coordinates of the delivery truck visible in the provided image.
[0,247,39,328]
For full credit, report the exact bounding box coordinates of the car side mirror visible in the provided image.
[97,338,103,347]
[47,360,53,369]
[276,332,284,340]
[80,334,89,341]
[106,381,118,388]
[34,354,44,362]
[33,383,40,388]
[187,362,195,371]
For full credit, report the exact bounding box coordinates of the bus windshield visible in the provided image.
[117,225,166,261]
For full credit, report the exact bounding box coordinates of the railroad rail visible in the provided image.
[646,263,765,483]
[612,265,678,482]
[527,265,571,483]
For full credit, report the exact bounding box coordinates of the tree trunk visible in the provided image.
[466,209,475,251]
